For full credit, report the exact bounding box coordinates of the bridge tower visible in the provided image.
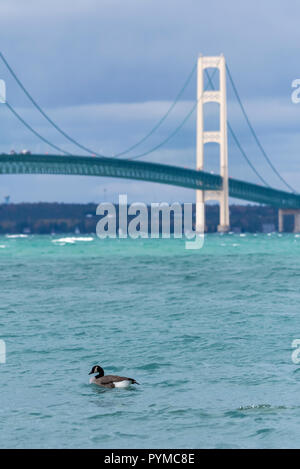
[196,55,230,233]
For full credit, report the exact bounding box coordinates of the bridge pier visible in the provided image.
[196,189,206,233]
[278,208,300,233]
[196,55,230,233]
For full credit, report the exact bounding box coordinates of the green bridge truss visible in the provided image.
[0,153,299,209]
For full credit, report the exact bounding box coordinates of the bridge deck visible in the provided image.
[0,153,299,209]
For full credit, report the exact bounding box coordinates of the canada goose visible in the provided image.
[89,365,140,388]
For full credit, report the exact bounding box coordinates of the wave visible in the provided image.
[5,234,28,238]
[52,237,94,244]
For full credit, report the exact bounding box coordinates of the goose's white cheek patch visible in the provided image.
[114,380,131,388]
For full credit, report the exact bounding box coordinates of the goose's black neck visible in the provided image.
[96,367,104,379]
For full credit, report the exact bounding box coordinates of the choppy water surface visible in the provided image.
[1,233,300,448]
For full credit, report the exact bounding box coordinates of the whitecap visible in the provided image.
[6,234,28,238]
[52,237,94,244]
[238,404,271,410]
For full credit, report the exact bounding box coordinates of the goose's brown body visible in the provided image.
[92,375,138,388]
[89,365,139,389]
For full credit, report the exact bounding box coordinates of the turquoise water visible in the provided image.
[1,233,300,449]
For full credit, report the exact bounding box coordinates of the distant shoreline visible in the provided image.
[0,202,283,234]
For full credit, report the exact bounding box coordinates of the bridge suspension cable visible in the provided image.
[129,101,197,160]
[227,122,270,187]
[204,69,270,187]
[115,63,197,157]
[0,51,210,163]
[1,51,295,191]
[5,101,72,155]
[226,64,297,193]
[3,93,199,163]
[0,51,196,158]
[127,68,219,160]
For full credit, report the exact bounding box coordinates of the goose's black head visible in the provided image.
[89,365,104,377]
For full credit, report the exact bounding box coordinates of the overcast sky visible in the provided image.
[0,0,300,203]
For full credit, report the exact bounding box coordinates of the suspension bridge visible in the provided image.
[0,53,299,231]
